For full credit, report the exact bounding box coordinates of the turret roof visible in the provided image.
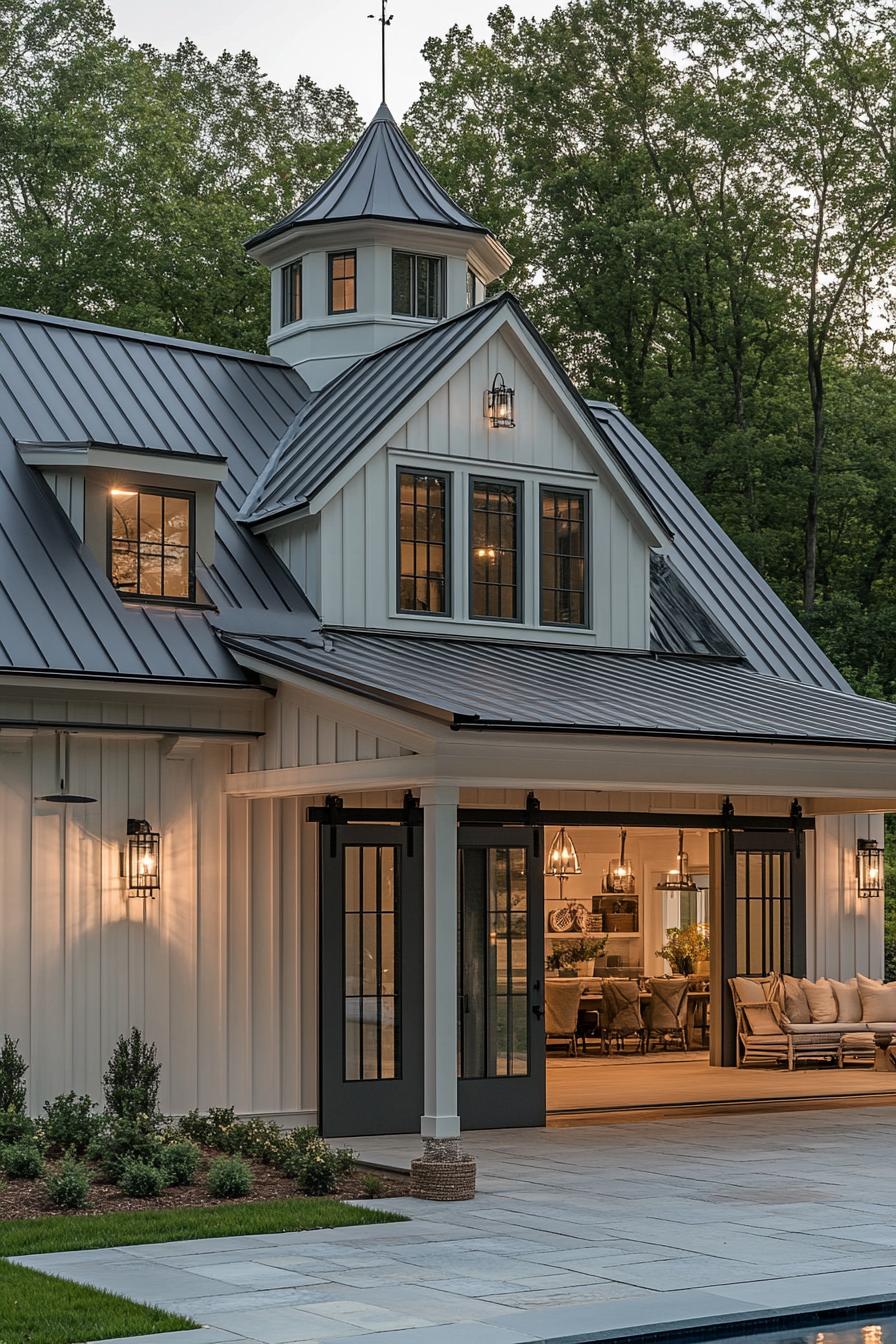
[246,103,494,249]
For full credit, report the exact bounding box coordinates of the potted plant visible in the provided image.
[657,923,710,976]
[546,936,608,978]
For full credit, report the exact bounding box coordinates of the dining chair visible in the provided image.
[544,979,585,1056]
[601,978,646,1054]
[645,978,689,1051]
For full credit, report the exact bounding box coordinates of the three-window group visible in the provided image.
[398,469,588,627]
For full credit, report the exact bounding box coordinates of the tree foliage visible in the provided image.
[0,0,360,349]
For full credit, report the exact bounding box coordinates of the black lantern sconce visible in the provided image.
[856,838,884,899]
[486,372,515,428]
[125,818,160,897]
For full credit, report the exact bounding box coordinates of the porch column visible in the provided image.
[420,783,460,1138]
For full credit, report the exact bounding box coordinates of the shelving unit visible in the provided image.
[546,931,638,940]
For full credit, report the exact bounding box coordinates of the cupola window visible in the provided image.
[392,252,443,319]
[470,479,520,621]
[282,260,302,325]
[540,488,588,626]
[108,486,195,602]
[328,251,357,314]
[398,470,449,614]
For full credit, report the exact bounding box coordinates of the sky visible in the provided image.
[105,1,559,121]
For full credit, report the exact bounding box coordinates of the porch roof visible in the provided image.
[222,628,896,749]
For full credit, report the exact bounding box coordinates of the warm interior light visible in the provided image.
[109,487,137,497]
[474,546,497,560]
[545,826,581,886]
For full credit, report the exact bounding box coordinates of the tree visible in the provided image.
[0,0,361,350]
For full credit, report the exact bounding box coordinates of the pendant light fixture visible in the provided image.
[545,826,581,890]
[36,731,97,803]
[656,829,698,893]
[607,827,633,892]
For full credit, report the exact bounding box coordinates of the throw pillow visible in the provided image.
[732,976,767,1005]
[743,1004,782,1036]
[800,978,838,1023]
[829,977,862,1024]
[857,973,896,1022]
[781,975,811,1024]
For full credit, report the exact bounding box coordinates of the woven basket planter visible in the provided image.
[410,1157,476,1201]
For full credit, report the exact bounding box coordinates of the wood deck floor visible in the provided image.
[546,1048,896,1119]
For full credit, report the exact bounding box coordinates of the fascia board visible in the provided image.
[18,441,228,482]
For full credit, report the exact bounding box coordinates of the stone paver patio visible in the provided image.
[15,1104,896,1344]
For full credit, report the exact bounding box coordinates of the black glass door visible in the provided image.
[319,824,423,1136]
[715,829,806,1065]
[457,827,545,1128]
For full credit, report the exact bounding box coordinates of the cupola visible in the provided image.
[245,104,511,389]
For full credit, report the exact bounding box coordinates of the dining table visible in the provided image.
[573,978,710,1048]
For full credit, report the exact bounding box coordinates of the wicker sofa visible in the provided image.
[729,973,896,1069]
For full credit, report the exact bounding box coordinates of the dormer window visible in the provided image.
[282,260,302,325]
[329,251,357,314]
[392,252,443,319]
[108,486,195,603]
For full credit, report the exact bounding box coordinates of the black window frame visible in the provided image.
[466,267,478,309]
[328,250,357,315]
[391,251,444,320]
[396,467,452,617]
[468,477,523,624]
[539,485,590,629]
[107,485,197,606]
[281,259,303,326]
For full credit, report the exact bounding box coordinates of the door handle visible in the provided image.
[532,1003,543,1020]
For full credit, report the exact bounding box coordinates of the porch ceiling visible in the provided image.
[222,628,896,749]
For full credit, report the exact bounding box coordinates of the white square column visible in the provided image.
[420,783,460,1138]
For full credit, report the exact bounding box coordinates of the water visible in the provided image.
[681,1318,896,1344]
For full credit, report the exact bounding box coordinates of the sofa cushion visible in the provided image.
[732,976,769,1005]
[782,1021,859,1035]
[829,977,862,1024]
[781,974,811,1023]
[857,974,896,1021]
[742,1004,781,1035]
[801,977,838,1023]
[865,1022,896,1034]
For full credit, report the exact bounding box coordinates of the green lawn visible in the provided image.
[0,1259,194,1344]
[0,1200,405,1343]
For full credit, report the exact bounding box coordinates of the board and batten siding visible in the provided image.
[0,695,316,1122]
[807,813,885,981]
[270,331,652,648]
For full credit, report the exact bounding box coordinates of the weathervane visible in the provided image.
[368,1,394,105]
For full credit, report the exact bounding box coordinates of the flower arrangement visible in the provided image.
[657,923,710,975]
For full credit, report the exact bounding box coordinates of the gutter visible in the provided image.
[451,717,896,750]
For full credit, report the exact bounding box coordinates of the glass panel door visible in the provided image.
[320,824,423,1136]
[457,827,545,1128]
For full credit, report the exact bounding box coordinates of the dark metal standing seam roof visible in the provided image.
[0,307,317,683]
[246,104,493,250]
[590,402,849,693]
[222,628,896,747]
[240,297,510,524]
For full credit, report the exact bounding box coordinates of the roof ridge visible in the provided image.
[0,307,289,366]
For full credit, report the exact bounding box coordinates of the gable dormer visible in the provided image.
[245,105,511,390]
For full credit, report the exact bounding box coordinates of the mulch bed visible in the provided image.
[0,1148,409,1221]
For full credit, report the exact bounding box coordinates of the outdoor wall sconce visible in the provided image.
[656,828,698,893]
[545,826,581,891]
[856,838,884,899]
[485,372,515,428]
[124,818,160,897]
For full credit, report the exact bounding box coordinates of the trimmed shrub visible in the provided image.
[1,1140,45,1179]
[207,1156,252,1199]
[292,1137,343,1196]
[41,1093,99,1156]
[0,1109,35,1145]
[88,1114,166,1183]
[360,1173,385,1197]
[0,1037,27,1114]
[162,1139,200,1186]
[103,1029,160,1119]
[119,1157,166,1198]
[45,1156,91,1209]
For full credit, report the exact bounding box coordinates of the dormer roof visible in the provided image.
[246,103,499,250]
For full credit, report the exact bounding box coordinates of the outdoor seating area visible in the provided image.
[730,973,896,1070]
